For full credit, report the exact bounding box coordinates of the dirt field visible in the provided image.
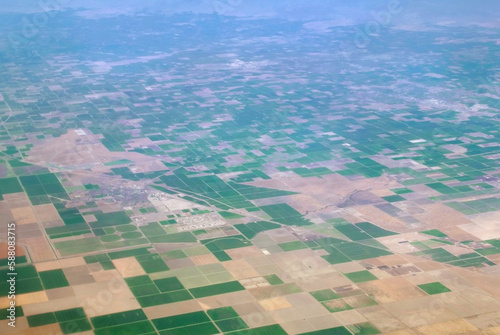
[111,257,146,278]
[24,236,57,262]
[11,207,37,225]
[414,203,471,229]
[222,259,261,279]
[33,204,61,223]
[358,277,426,304]
[190,254,219,265]
[258,296,292,311]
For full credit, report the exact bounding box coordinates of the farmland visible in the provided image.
[0,6,500,335]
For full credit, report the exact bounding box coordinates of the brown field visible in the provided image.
[244,254,275,267]
[331,309,368,326]
[23,295,80,316]
[223,259,262,279]
[72,279,140,317]
[294,271,351,292]
[343,294,377,308]
[258,296,292,311]
[247,284,298,300]
[33,204,60,224]
[189,253,219,265]
[144,300,202,319]
[25,129,164,173]
[35,259,62,272]
[46,286,76,300]
[11,206,37,225]
[306,314,342,330]
[397,309,460,328]
[24,236,57,262]
[165,257,196,269]
[383,330,419,335]
[286,194,330,213]
[482,327,500,335]
[270,303,330,324]
[465,311,500,329]
[358,277,426,304]
[414,203,471,229]
[234,302,277,328]
[359,305,408,332]
[225,246,264,259]
[1,317,29,334]
[25,130,104,167]
[439,225,479,241]
[460,288,500,314]
[63,265,95,285]
[3,193,31,207]
[369,267,397,279]
[240,276,269,289]
[470,210,500,232]
[404,255,446,272]
[0,208,15,225]
[371,188,397,197]
[19,323,61,335]
[333,261,366,273]
[91,269,122,282]
[83,214,97,223]
[286,292,318,307]
[281,319,317,335]
[438,292,482,318]
[111,257,146,278]
[267,252,316,276]
[196,290,256,309]
[403,271,436,285]
[458,222,497,241]
[378,232,431,254]
[350,204,408,231]
[266,228,299,244]
[0,291,49,309]
[248,173,401,214]
[59,256,86,268]
[0,241,26,257]
[17,223,43,240]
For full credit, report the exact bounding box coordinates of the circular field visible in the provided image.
[100,234,121,242]
[103,227,116,234]
[121,232,143,240]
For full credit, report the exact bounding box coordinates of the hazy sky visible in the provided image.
[0,0,499,29]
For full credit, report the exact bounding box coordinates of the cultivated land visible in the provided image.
[0,10,500,335]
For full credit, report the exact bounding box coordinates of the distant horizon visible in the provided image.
[0,0,499,29]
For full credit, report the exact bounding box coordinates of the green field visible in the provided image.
[344,270,378,283]
[310,289,341,302]
[149,232,196,243]
[90,211,132,228]
[234,221,281,239]
[189,281,245,298]
[417,282,451,295]
[39,269,70,290]
[153,311,210,330]
[154,277,184,292]
[94,320,155,335]
[298,326,352,335]
[137,290,193,307]
[278,240,308,251]
[263,274,284,286]
[91,309,148,329]
[27,312,57,327]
